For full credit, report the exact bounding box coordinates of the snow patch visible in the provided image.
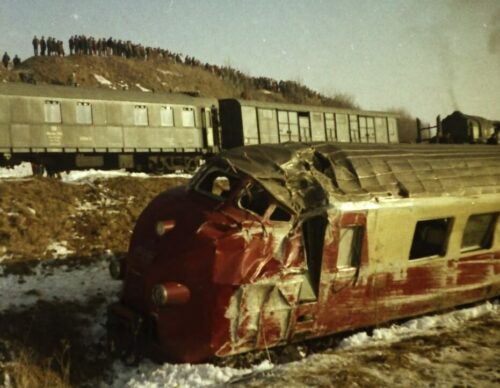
[0,162,33,178]
[135,83,151,92]
[338,301,499,349]
[156,69,182,77]
[94,74,113,86]
[45,241,74,259]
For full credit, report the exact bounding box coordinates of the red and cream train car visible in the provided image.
[108,143,500,363]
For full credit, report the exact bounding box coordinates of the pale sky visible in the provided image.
[0,0,498,122]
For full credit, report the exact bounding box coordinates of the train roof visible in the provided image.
[219,98,400,118]
[443,110,500,126]
[0,82,218,105]
[217,142,500,214]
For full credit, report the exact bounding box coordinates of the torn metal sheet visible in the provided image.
[109,143,500,363]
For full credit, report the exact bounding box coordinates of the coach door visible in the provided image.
[201,107,215,148]
[291,212,328,338]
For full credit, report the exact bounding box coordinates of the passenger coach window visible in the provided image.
[410,218,453,259]
[182,107,195,127]
[76,102,92,124]
[134,105,148,126]
[461,213,498,252]
[160,106,174,127]
[324,113,336,141]
[44,100,61,123]
[337,226,363,268]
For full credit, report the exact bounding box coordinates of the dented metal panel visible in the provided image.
[109,142,500,363]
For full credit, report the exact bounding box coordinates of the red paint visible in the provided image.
[108,182,500,363]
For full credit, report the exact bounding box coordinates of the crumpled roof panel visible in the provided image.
[218,143,500,214]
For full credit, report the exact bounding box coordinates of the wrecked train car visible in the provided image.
[108,143,500,363]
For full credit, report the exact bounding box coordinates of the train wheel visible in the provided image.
[186,158,199,174]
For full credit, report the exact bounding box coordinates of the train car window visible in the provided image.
[324,113,336,141]
[336,114,350,142]
[366,117,376,143]
[160,106,174,127]
[461,213,498,252]
[359,116,368,143]
[239,183,270,217]
[337,226,363,268]
[76,102,92,124]
[375,117,389,143]
[410,218,453,259]
[134,105,148,126]
[44,100,61,123]
[181,107,195,127]
[257,108,279,144]
[349,115,360,143]
[388,118,398,143]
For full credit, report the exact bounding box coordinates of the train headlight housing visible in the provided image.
[151,282,191,307]
[155,219,176,236]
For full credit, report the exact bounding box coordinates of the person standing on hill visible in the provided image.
[13,55,21,68]
[40,36,46,56]
[2,52,10,68]
[69,35,74,55]
[32,36,39,56]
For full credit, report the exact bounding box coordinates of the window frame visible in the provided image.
[44,100,62,123]
[75,101,93,125]
[409,217,454,260]
[461,212,498,253]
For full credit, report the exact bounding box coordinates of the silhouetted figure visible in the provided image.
[40,36,46,56]
[32,35,39,56]
[69,35,74,55]
[2,52,10,68]
[13,55,21,68]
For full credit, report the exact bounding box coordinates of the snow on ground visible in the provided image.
[0,252,497,387]
[136,83,151,92]
[94,74,114,87]
[0,162,33,178]
[0,164,192,182]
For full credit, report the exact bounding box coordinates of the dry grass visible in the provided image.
[2,345,70,388]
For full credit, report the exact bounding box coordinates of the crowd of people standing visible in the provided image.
[5,33,324,105]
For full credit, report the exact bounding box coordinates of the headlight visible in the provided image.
[155,219,176,236]
[151,282,191,307]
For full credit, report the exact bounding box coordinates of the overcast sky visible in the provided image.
[0,0,498,122]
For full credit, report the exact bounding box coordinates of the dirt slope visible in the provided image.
[0,176,188,262]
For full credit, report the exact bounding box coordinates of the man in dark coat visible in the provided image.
[40,36,46,56]
[69,36,74,55]
[2,52,10,68]
[32,36,39,56]
[13,55,21,68]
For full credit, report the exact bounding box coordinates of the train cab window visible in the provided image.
[269,205,292,222]
[134,105,149,126]
[337,226,363,268]
[44,100,61,123]
[410,218,453,260]
[181,107,195,127]
[193,167,241,201]
[239,183,270,217]
[76,102,92,124]
[461,213,498,252]
[160,106,174,127]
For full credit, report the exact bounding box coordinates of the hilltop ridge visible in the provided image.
[0,55,356,109]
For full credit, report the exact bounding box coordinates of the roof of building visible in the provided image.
[217,142,500,214]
